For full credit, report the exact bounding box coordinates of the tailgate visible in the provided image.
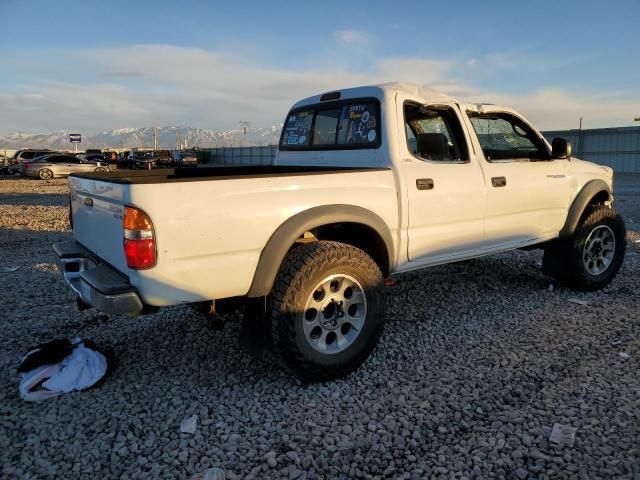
[69,176,128,274]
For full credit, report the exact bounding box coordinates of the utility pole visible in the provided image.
[175,129,180,150]
[239,121,250,147]
[577,117,583,158]
[153,122,158,150]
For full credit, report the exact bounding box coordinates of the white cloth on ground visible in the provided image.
[19,341,107,401]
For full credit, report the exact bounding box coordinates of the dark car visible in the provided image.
[174,151,198,168]
[155,150,174,168]
[102,151,120,166]
[131,151,157,169]
[81,153,106,163]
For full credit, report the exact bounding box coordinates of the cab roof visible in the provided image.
[291,82,456,110]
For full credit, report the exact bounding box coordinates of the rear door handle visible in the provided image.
[491,176,507,187]
[416,178,434,190]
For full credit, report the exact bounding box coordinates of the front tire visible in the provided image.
[544,206,626,291]
[270,241,385,381]
[38,168,53,180]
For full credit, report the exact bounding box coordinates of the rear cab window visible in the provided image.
[280,99,380,150]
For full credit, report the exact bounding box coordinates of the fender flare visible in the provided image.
[559,179,611,238]
[247,205,395,297]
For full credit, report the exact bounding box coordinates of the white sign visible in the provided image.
[69,134,82,143]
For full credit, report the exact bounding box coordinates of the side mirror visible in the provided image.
[552,137,572,159]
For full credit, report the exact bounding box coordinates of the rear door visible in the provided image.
[43,155,69,175]
[69,176,129,273]
[399,96,488,263]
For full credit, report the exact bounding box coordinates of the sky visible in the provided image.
[1,0,639,134]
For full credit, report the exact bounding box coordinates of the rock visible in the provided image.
[180,415,198,435]
[549,423,577,447]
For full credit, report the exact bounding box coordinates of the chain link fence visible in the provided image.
[196,145,277,165]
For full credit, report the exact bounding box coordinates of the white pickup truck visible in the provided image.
[55,82,626,381]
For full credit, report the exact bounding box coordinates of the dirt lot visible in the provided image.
[1,174,639,479]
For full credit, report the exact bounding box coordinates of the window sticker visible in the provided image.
[281,110,313,146]
[345,103,377,144]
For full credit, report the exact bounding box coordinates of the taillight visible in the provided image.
[123,206,156,269]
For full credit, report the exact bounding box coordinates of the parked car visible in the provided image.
[22,154,109,179]
[8,149,57,174]
[130,151,157,169]
[155,150,174,168]
[103,151,120,166]
[80,153,106,163]
[174,151,198,168]
[55,82,625,381]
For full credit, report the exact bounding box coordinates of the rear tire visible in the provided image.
[270,241,385,381]
[543,206,626,291]
[38,168,53,180]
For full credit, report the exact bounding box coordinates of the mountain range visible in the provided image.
[0,125,283,150]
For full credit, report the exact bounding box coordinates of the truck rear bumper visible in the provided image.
[53,240,143,316]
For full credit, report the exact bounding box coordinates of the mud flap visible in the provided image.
[542,239,571,279]
[239,296,269,359]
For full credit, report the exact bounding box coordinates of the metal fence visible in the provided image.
[197,145,277,165]
[543,126,640,173]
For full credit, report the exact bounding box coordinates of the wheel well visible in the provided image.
[588,190,610,206]
[306,222,390,276]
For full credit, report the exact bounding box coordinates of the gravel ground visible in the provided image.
[1,174,639,480]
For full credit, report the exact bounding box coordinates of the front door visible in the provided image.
[465,112,572,246]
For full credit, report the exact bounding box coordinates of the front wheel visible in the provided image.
[38,168,53,180]
[94,167,106,173]
[270,241,385,381]
[544,206,626,291]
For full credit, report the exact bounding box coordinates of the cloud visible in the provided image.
[100,71,146,79]
[334,29,368,45]
[1,44,639,134]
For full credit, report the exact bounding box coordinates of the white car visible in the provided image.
[55,82,626,381]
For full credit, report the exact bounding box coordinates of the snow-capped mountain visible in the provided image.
[0,125,283,150]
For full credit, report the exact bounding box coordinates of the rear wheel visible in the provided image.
[38,168,53,180]
[270,241,385,381]
[543,206,626,290]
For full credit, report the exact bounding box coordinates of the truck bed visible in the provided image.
[68,165,398,305]
[71,165,389,184]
